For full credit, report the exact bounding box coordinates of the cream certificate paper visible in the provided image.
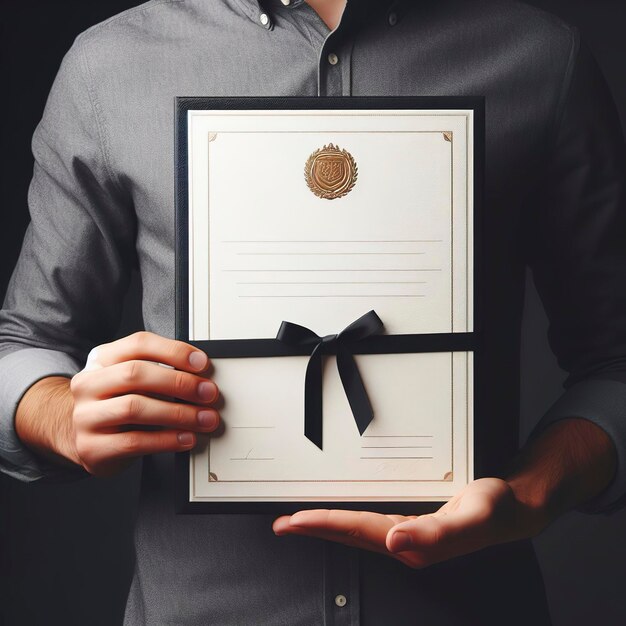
[185,108,474,503]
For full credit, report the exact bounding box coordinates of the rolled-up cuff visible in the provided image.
[0,347,83,482]
[529,378,626,515]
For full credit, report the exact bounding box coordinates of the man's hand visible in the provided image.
[273,478,538,569]
[273,418,616,568]
[15,332,220,476]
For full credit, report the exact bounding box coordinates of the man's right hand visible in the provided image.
[15,332,220,477]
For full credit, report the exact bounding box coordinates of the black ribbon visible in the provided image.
[276,310,384,450]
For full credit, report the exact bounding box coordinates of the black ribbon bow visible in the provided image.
[276,310,385,450]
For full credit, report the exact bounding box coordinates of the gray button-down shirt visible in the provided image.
[2,1,626,624]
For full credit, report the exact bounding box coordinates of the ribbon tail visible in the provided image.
[304,344,324,450]
[336,346,374,436]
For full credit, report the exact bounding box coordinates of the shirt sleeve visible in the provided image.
[0,37,136,482]
[524,35,626,514]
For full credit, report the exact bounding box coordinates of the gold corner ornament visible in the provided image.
[304,143,358,200]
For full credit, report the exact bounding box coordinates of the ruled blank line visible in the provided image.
[223,240,443,243]
[362,435,434,438]
[236,252,426,256]
[237,295,426,298]
[236,281,427,285]
[360,456,434,460]
[361,446,433,449]
[224,269,442,272]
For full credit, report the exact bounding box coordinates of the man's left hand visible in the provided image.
[273,418,616,568]
[273,477,546,569]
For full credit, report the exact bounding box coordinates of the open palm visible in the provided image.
[273,478,545,569]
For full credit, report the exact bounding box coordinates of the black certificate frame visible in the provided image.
[175,96,485,515]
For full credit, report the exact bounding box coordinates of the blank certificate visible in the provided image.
[181,104,477,506]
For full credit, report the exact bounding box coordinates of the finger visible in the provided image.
[273,515,419,567]
[76,429,198,473]
[285,509,397,546]
[273,516,390,555]
[72,360,219,404]
[101,429,199,459]
[87,331,210,373]
[77,395,220,432]
[272,515,292,534]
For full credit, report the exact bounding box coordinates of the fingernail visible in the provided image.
[198,381,217,401]
[189,351,208,371]
[390,530,413,552]
[83,346,102,372]
[289,512,309,526]
[177,432,195,446]
[198,410,218,429]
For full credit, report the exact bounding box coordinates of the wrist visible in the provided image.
[16,376,82,469]
[505,418,617,529]
[505,470,558,535]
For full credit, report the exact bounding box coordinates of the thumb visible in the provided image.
[386,497,493,555]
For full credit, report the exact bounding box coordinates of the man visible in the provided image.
[1,0,625,624]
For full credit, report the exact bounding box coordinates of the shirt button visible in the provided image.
[328,52,339,66]
[259,13,269,26]
[335,594,347,608]
[388,12,398,26]
[281,0,291,4]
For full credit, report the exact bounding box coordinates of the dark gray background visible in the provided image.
[1,1,625,624]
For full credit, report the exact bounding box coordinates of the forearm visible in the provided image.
[505,417,617,528]
[15,376,80,469]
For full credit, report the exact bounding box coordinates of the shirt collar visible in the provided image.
[236,0,405,31]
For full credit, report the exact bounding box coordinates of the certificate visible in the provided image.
[175,97,484,513]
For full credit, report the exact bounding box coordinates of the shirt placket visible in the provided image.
[316,15,360,626]
[323,542,361,626]
[317,23,353,96]
[257,2,361,623]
